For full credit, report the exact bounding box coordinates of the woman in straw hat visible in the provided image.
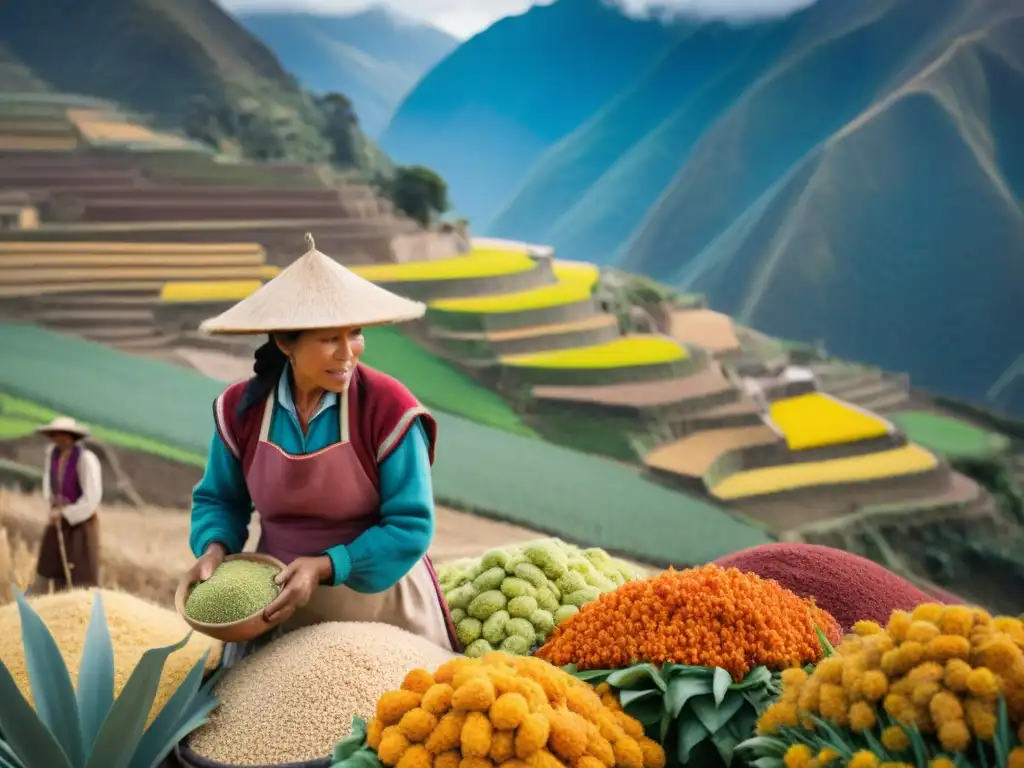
[27,416,103,595]
[186,234,459,656]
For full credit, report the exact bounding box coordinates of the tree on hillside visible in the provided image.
[386,165,450,227]
[316,92,359,167]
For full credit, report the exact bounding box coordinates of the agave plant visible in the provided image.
[0,589,221,768]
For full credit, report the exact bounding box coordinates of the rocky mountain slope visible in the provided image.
[386,0,1024,415]
[238,6,458,138]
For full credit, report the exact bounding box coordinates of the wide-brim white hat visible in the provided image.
[199,233,426,335]
[36,416,90,439]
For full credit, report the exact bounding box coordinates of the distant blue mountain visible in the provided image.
[382,0,1024,416]
[238,5,457,137]
[380,0,677,224]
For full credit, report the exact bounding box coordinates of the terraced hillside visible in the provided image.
[0,322,770,566]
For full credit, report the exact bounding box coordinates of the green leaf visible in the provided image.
[662,664,713,680]
[690,692,745,735]
[735,735,787,758]
[710,726,742,766]
[994,696,1011,768]
[0,662,72,768]
[815,625,836,657]
[675,717,709,764]
[711,668,732,705]
[76,592,116,754]
[128,650,214,768]
[566,667,614,683]
[607,664,666,692]
[731,666,771,691]
[751,758,784,768]
[83,634,192,768]
[665,677,713,718]
[808,716,854,758]
[135,704,219,768]
[333,716,370,762]
[14,591,85,766]
[0,740,25,768]
[620,690,664,726]
[862,730,891,762]
[343,748,385,768]
[906,724,929,767]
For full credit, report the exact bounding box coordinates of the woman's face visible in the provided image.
[49,432,77,450]
[280,326,365,393]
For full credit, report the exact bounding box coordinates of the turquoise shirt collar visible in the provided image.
[276,364,338,422]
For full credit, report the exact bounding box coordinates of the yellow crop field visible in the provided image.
[710,444,938,500]
[502,336,687,369]
[160,280,265,303]
[769,393,890,450]
[352,249,535,282]
[430,262,599,313]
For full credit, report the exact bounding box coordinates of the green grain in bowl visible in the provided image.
[185,560,282,624]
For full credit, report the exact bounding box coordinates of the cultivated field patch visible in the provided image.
[429,262,599,313]
[710,443,939,500]
[769,392,891,450]
[502,335,687,369]
[352,248,534,282]
[890,410,1010,459]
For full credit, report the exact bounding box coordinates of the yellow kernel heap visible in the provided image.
[365,652,667,768]
[757,603,1024,762]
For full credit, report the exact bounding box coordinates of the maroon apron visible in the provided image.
[245,392,457,651]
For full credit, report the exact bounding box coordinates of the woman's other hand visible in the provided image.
[263,555,333,625]
[187,542,226,584]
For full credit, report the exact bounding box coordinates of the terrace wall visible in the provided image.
[427,297,601,334]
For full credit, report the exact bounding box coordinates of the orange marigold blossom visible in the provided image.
[755,603,1024,760]
[535,565,841,681]
[363,653,665,768]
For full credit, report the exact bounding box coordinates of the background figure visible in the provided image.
[27,416,103,595]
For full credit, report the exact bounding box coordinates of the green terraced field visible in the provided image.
[361,326,535,437]
[0,322,770,564]
[890,410,1010,460]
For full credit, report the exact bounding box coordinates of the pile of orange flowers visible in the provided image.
[756,603,1024,764]
[536,565,841,681]
[365,652,666,768]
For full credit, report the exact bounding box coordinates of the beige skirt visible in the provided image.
[284,558,454,651]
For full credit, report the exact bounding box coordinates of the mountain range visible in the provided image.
[237,6,458,138]
[383,0,1024,415]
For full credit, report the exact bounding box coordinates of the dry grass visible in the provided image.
[0,489,551,607]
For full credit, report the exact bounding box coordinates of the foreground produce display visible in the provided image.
[1,540,1020,768]
[329,652,667,768]
[184,559,282,625]
[740,603,1024,767]
[537,565,843,767]
[0,590,220,768]
[437,538,646,656]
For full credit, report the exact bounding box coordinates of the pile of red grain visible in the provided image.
[713,542,961,631]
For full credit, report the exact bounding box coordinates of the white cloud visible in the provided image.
[219,0,817,39]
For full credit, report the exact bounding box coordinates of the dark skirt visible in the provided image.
[36,514,100,589]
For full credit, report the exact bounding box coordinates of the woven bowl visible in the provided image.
[175,552,288,644]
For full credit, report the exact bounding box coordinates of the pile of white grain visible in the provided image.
[187,622,456,765]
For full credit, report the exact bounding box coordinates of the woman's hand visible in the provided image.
[186,543,226,584]
[263,556,333,625]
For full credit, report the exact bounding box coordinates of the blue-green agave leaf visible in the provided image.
[0,739,25,768]
[76,592,116,754]
[131,701,220,768]
[994,696,1011,768]
[14,590,85,766]
[83,633,192,768]
[711,668,732,705]
[0,662,73,768]
[731,666,772,691]
[735,735,787,758]
[128,650,214,768]
[675,716,709,764]
[751,757,784,768]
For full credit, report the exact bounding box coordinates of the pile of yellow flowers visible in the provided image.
[364,652,666,768]
[752,603,1024,767]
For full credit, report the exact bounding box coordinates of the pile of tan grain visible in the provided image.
[0,588,221,722]
[188,622,457,765]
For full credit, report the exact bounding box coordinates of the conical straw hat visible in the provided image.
[199,233,426,335]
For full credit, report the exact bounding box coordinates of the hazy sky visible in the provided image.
[220,0,819,40]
